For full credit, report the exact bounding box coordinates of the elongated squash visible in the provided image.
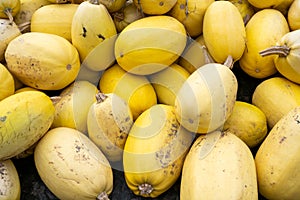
[288,0,300,31]
[203,1,246,63]
[5,32,81,90]
[255,106,300,200]
[123,104,195,198]
[181,130,258,200]
[34,127,113,200]
[174,62,238,134]
[0,91,55,160]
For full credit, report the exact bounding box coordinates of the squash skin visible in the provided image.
[133,0,177,15]
[34,127,113,200]
[114,15,187,75]
[0,159,21,200]
[174,63,238,134]
[239,9,289,79]
[203,1,246,63]
[248,0,284,9]
[5,32,81,90]
[288,0,300,31]
[255,106,300,200]
[0,63,15,101]
[252,77,300,129]
[123,104,194,198]
[0,0,20,19]
[180,131,258,200]
[0,91,55,160]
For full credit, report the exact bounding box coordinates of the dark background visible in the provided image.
[12,65,270,200]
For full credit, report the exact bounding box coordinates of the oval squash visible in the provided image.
[288,0,300,31]
[0,63,15,101]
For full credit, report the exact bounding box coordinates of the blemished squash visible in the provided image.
[51,80,99,134]
[0,159,21,200]
[114,15,187,75]
[99,63,157,120]
[0,63,15,101]
[259,30,300,84]
[223,101,268,148]
[0,91,55,160]
[5,32,81,90]
[168,0,214,37]
[174,62,238,134]
[203,1,246,64]
[255,106,300,200]
[0,0,20,22]
[288,0,300,31]
[71,0,117,67]
[133,0,177,15]
[30,3,79,42]
[123,104,195,198]
[180,130,258,200]
[239,9,290,79]
[87,92,133,162]
[252,77,300,129]
[34,127,113,200]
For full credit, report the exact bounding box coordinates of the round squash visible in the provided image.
[123,104,195,198]
[30,3,79,42]
[5,32,81,90]
[0,159,21,200]
[203,1,246,64]
[0,0,20,22]
[288,0,300,31]
[0,63,15,101]
[148,63,190,106]
[114,15,187,75]
[133,0,177,15]
[51,80,99,134]
[99,63,157,120]
[174,62,238,134]
[87,92,133,163]
[259,30,300,84]
[0,91,55,160]
[34,127,113,200]
[180,130,258,200]
[223,101,268,148]
[252,77,300,129]
[239,9,289,79]
[168,0,214,37]
[255,106,300,200]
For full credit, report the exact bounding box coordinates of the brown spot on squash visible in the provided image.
[66,64,72,70]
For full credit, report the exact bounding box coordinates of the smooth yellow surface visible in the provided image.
[0,63,14,101]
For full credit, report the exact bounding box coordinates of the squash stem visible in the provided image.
[4,8,14,23]
[223,55,234,69]
[18,21,31,33]
[50,96,62,105]
[96,92,108,103]
[259,45,290,57]
[202,45,214,64]
[96,192,110,200]
[138,183,153,196]
[89,0,100,5]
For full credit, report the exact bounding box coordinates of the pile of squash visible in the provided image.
[1,0,300,199]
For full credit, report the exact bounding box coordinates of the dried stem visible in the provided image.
[259,45,290,57]
[96,92,108,103]
[138,183,153,196]
[4,8,14,23]
[96,192,110,200]
[50,96,62,105]
[223,55,234,69]
[18,21,31,33]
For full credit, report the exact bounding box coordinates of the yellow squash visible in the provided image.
[288,0,300,30]
[0,63,15,101]
[259,30,300,84]
[223,101,268,148]
[30,4,79,42]
[5,32,81,90]
[181,130,258,200]
[87,92,133,162]
[99,0,127,13]
[133,0,177,15]
[0,0,20,22]
[71,0,117,70]
[248,0,284,9]
[255,106,300,200]
[148,63,190,106]
[174,62,238,134]
[168,0,214,37]
[34,127,113,200]
[223,0,255,24]
[0,91,55,160]
[123,104,195,198]
[252,77,300,129]
[0,159,21,200]
[114,15,187,75]
[51,80,99,134]
[99,63,157,120]
[239,9,290,79]
[203,0,246,64]
[0,19,21,62]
